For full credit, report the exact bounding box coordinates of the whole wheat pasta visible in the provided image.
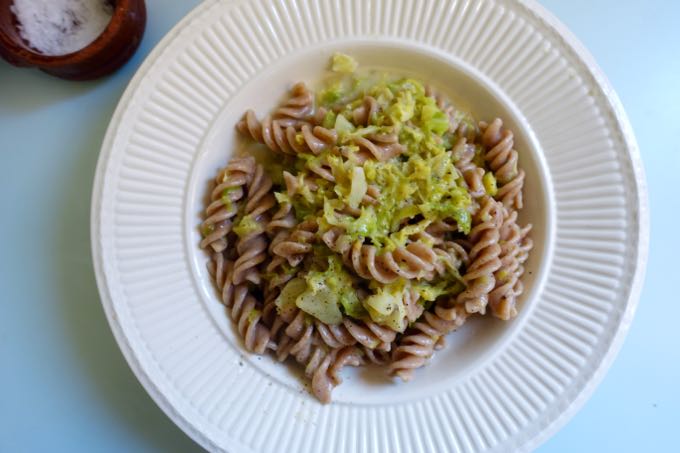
[452,136,485,199]
[488,208,534,320]
[352,95,380,126]
[456,196,504,314]
[199,156,253,253]
[320,227,439,284]
[266,201,296,236]
[314,317,398,350]
[388,302,469,381]
[274,82,315,120]
[271,218,318,267]
[351,134,405,162]
[199,53,533,403]
[269,310,363,403]
[231,163,276,286]
[480,118,526,210]
[208,260,271,354]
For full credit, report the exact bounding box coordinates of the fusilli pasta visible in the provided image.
[389,302,469,381]
[199,54,533,403]
[456,196,504,314]
[481,118,526,210]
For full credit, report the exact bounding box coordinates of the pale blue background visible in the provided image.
[0,1,677,452]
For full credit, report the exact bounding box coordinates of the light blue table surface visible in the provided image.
[1,1,677,452]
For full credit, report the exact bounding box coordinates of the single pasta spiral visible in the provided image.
[208,261,271,354]
[271,218,318,267]
[237,112,295,153]
[239,82,314,131]
[199,156,254,253]
[232,163,276,285]
[271,310,363,403]
[488,208,533,320]
[388,302,469,381]
[321,227,440,284]
[275,82,314,120]
[265,201,296,237]
[288,124,338,155]
[261,217,318,317]
[273,310,316,362]
[456,196,503,314]
[237,83,327,155]
[481,118,526,210]
[350,133,404,162]
[238,113,337,156]
[452,136,485,199]
[273,314,339,403]
[316,317,398,351]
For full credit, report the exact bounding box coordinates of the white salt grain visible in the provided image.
[11,0,114,56]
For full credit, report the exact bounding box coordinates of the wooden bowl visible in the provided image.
[0,0,146,80]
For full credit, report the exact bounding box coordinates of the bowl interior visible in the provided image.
[186,41,554,404]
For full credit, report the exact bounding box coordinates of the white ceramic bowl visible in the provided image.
[91,1,648,451]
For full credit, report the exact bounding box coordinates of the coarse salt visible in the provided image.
[11,0,114,56]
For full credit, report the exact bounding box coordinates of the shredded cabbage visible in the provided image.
[388,90,416,123]
[296,287,343,324]
[334,114,355,135]
[264,55,496,330]
[275,277,307,318]
[318,80,344,106]
[278,256,367,324]
[347,167,367,209]
[221,187,238,208]
[483,171,498,196]
[247,309,261,323]
[420,102,450,135]
[364,282,407,332]
[232,214,261,238]
[293,64,475,239]
[322,110,337,129]
[331,52,358,73]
